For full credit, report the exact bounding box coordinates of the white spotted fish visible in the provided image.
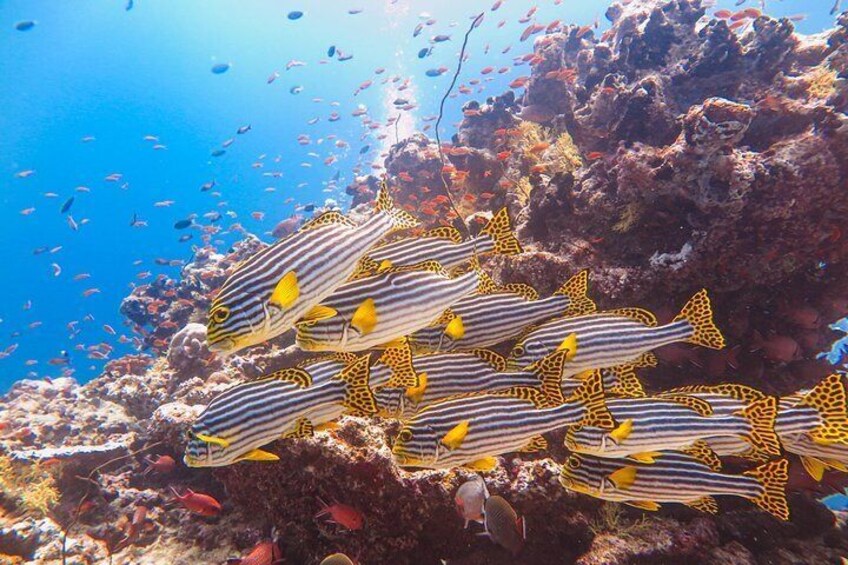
[507,290,725,376]
[207,185,417,355]
[295,261,480,352]
[351,207,521,279]
[560,450,790,520]
[409,269,595,353]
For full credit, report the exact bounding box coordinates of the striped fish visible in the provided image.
[295,261,479,352]
[391,349,614,470]
[563,393,781,461]
[559,450,790,520]
[506,290,725,376]
[781,432,848,480]
[667,374,848,457]
[372,345,643,419]
[408,270,596,353]
[184,355,376,467]
[351,207,522,279]
[207,185,418,355]
[372,349,540,418]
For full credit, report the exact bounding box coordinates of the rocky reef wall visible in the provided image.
[3,1,848,563]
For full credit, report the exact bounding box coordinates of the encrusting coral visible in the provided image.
[2,1,848,563]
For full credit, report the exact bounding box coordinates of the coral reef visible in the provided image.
[3,1,848,563]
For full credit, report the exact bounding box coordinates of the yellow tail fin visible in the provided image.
[744,458,790,521]
[738,397,782,457]
[526,348,568,405]
[568,370,615,430]
[553,270,596,316]
[376,181,419,232]
[336,354,378,416]
[800,373,848,445]
[478,207,522,255]
[672,289,725,350]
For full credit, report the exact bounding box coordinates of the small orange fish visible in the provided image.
[144,454,176,475]
[586,151,604,161]
[316,499,364,530]
[508,76,530,89]
[398,171,414,182]
[497,151,511,161]
[529,142,550,153]
[171,487,222,516]
[232,541,282,565]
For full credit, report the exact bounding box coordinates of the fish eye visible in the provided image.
[398,429,413,443]
[513,344,525,357]
[566,456,581,470]
[211,306,230,324]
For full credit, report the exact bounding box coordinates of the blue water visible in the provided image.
[0,0,836,389]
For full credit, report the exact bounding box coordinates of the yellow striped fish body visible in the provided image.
[351,207,521,278]
[295,261,479,352]
[409,270,595,353]
[667,374,848,446]
[507,290,725,375]
[206,186,417,355]
[372,350,541,418]
[564,395,781,461]
[392,351,613,469]
[183,355,376,467]
[559,451,790,520]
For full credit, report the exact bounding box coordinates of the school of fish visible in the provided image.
[183,179,848,559]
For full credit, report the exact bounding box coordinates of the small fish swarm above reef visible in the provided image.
[4,1,848,564]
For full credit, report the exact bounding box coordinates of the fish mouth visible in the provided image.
[206,337,236,355]
[183,454,205,468]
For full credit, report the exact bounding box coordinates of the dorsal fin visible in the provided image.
[491,386,551,408]
[296,352,358,368]
[349,256,381,281]
[680,440,723,471]
[664,384,766,403]
[605,365,646,398]
[468,349,507,371]
[423,225,463,244]
[607,307,658,327]
[477,269,499,294]
[554,270,596,316]
[660,394,714,417]
[301,210,356,231]
[382,260,448,277]
[500,283,539,301]
[266,367,313,388]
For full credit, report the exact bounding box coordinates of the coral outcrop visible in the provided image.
[2,1,848,563]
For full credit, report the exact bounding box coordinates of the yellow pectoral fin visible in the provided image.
[464,456,498,471]
[195,433,230,448]
[608,466,637,490]
[405,372,428,404]
[800,455,826,481]
[626,500,661,511]
[300,304,338,323]
[351,298,378,336]
[377,259,393,272]
[441,420,470,450]
[270,271,300,309]
[557,332,579,360]
[628,451,662,464]
[609,419,633,444]
[239,448,280,462]
[444,315,465,340]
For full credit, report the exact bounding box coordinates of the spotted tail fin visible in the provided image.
[744,458,790,521]
[478,207,522,255]
[738,396,782,457]
[376,181,419,232]
[336,354,378,416]
[673,289,725,350]
[553,270,596,316]
[800,373,848,445]
[568,370,615,430]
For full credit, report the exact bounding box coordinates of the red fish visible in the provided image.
[171,487,222,516]
[315,499,364,530]
[751,331,801,364]
[232,541,282,565]
[143,454,176,475]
